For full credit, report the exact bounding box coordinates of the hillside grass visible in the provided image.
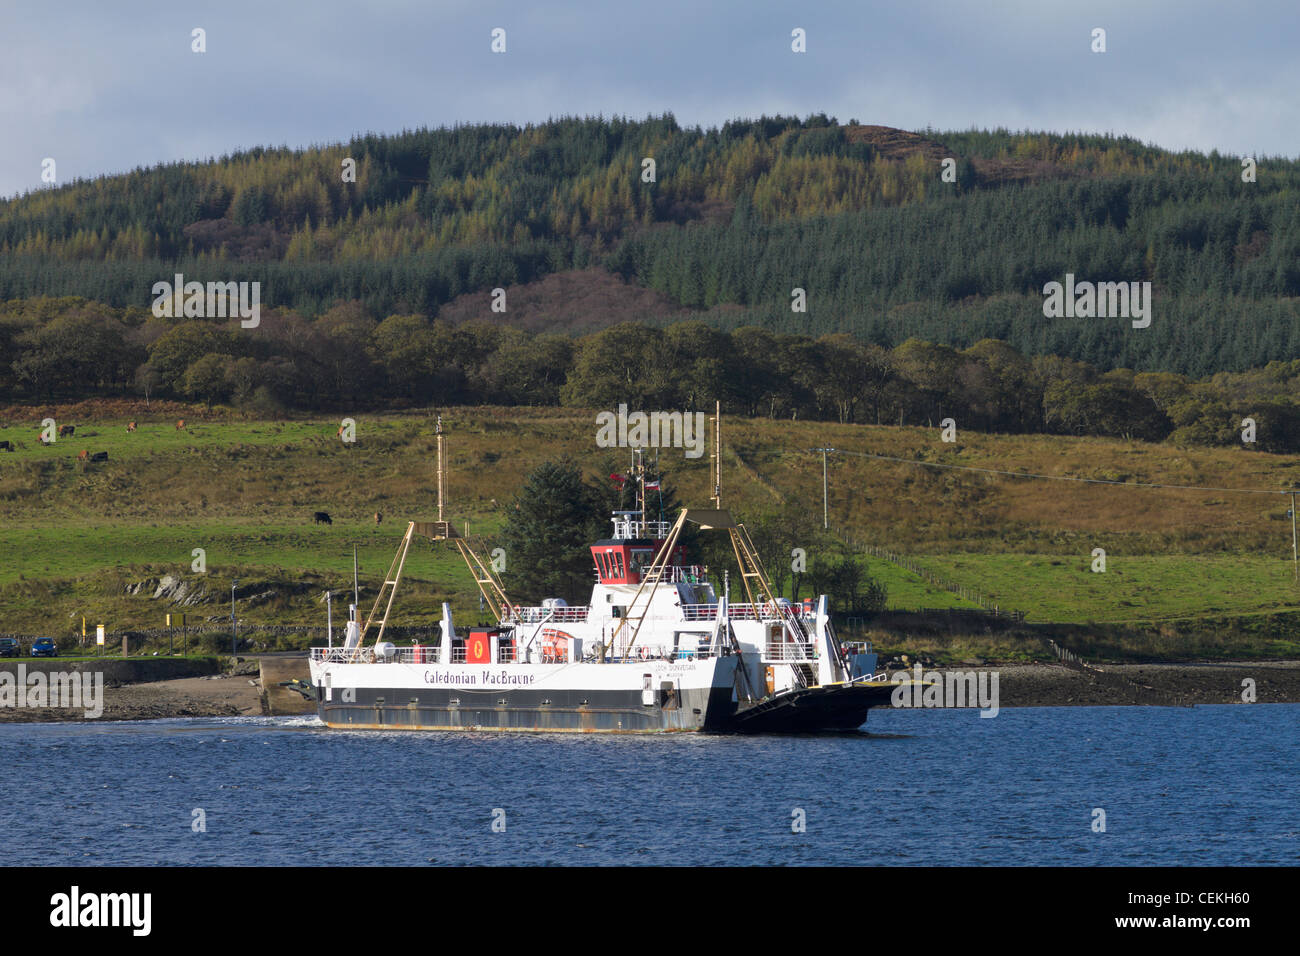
[2,404,1299,645]
[913,553,1300,623]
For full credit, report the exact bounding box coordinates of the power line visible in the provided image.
[821,448,1293,497]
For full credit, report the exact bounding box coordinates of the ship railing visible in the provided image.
[680,604,719,622]
[763,639,819,662]
[313,644,532,665]
[663,565,708,584]
[602,647,719,663]
[847,671,891,684]
[681,603,811,623]
[312,646,444,664]
[612,516,672,539]
[510,606,590,624]
[669,644,722,660]
[311,647,377,663]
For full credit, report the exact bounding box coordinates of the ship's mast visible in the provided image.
[636,447,646,530]
[432,415,513,622]
[354,415,516,651]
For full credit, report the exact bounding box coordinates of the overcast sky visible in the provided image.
[2,0,1297,198]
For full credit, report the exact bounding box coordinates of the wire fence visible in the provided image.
[842,537,1027,622]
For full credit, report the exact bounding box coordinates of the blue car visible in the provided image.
[30,638,58,658]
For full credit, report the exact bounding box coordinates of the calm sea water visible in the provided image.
[1,704,1296,866]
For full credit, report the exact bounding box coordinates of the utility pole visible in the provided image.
[813,447,835,529]
[231,579,238,655]
[1291,490,1298,583]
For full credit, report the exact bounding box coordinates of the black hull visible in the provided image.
[315,681,894,734]
[716,682,897,733]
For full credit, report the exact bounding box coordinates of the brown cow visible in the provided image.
[78,449,89,461]
[127,421,137,432]
[59,424,74,437]
[175,419,186,431]
[374,512,382,525]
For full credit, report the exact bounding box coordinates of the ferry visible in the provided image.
[307,411,898,733]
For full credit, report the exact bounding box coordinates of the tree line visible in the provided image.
[4,298,1298,453]
[2,116,1297,378]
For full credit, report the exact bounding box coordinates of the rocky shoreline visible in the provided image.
[898,660,1300,708]
[1,661,1297,723]
[0,674,269,723]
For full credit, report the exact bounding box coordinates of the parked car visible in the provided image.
[30,638,58,658]
[0,637,19,658]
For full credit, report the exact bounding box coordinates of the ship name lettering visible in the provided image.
[423,670,478,685]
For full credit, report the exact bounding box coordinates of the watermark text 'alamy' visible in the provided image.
[151,273,260,328]
[596,404,705,459]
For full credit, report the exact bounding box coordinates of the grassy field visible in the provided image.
[2,403,1299,651]
[914,553,1300,623]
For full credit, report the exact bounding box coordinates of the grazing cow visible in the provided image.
[127,421,137,432]
[313,511,332,525]
[0,441,12,452]
[78,450,89,461]
[374,512,382,525]
[90,451,108,462]
[175,419,186,431]
[59,424,74,437]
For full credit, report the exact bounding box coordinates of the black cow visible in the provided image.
[313,511,332,525]
[90,451,108,462]
[0,441,12,452]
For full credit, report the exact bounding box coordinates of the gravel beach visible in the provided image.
[0,674,265,723]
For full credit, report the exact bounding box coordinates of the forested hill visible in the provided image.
[2,113,1299,376]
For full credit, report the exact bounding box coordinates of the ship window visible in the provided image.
[613,552,625,577]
